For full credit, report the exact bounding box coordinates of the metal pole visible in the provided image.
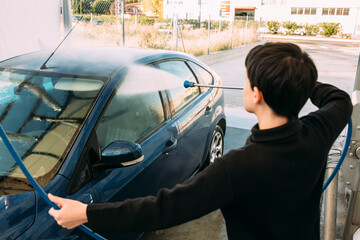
[324,167,338,240]
[135,9,138,28]
[62,0,72,33]
[174,14,178,51]
[342,36,360,240]
[178,22,186,53]
[207,14,210,55]
[121,0,125,47]
[230,18,233,49]
[343,164,360,240]
[353,52,360,91]
[198,0,201,28]
[163,15,174,50]
[245,14,248,45]
[258,18,261,39]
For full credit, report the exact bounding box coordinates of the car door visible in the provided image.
[63,66,184,239]
[156,60,213,182]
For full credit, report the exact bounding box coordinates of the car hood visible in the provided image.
[0,191,36,239]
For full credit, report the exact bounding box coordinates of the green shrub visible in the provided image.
[267,20,280,34]
[72,0,94,14]
[320,22,341,37]
[282,21,299,35]
[179,19,202,29]
[212,20,229,31]
[138,16,155,25]
[304,24,319,36]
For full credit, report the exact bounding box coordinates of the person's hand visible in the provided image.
[48,193,88,229]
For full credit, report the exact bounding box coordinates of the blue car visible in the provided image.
[0,47,226,239]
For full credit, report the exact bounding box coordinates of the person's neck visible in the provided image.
[255,110,288,130]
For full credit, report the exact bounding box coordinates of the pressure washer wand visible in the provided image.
[184,80,243,90]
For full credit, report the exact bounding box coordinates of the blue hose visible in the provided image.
[0,125,106,240]
[322,118,352,192]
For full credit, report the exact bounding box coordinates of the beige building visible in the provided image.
[163,0,360,34]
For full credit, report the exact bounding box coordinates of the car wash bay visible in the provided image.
[141,39,359,240]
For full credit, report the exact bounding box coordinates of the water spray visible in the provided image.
[183,80,244,90]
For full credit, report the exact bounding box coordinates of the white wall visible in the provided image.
[162,0,360,34]
[163,0,224,21]
[0,0,61,61]
[163,0,199,20]
[256,0,360,34]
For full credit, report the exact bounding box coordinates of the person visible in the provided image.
[48,42,352,239]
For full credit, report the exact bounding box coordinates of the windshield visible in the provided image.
[0,69,104,195]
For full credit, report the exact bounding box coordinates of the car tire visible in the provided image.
[203,125,224,169]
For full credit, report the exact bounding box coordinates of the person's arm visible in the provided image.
[307,82,352,142]
[48,156,235,233]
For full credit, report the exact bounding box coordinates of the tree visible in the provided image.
[141,0,160,15]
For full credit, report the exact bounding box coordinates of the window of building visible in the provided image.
[304,8,310,15]
[323,7,349,16]
[336,8,350,16]
[322,8,329,15]
[291,7,316,15]
[329,8,336,15]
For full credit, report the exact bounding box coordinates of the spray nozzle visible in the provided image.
[183,80,244,90]
[184,80,195,88]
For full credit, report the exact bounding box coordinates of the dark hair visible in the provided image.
[245,42,318,119]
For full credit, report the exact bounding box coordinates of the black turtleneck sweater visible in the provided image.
[87,83,352,240]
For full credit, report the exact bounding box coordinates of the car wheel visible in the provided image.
[207,125,224,165]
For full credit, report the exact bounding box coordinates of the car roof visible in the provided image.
[0,47,197,77]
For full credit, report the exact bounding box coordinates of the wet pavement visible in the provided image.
[141,210,228,240]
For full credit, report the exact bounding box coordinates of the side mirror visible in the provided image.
[92,140,144,170]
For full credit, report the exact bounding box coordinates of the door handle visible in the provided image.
[205,106,212,116]
[78,193,94,204]
[163,138,178,154]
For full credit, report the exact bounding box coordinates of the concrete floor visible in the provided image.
[141,210,228,240]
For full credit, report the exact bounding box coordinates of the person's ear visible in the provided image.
[253,86,263,104]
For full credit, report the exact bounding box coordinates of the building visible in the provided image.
[257,0,360,34]
[162,0,360,34]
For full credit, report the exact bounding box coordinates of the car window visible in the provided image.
[0,69,104,194]
[157,61,200,114]
[188,61,214,85]
[96,68,165,150]
[68,66,178,194]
